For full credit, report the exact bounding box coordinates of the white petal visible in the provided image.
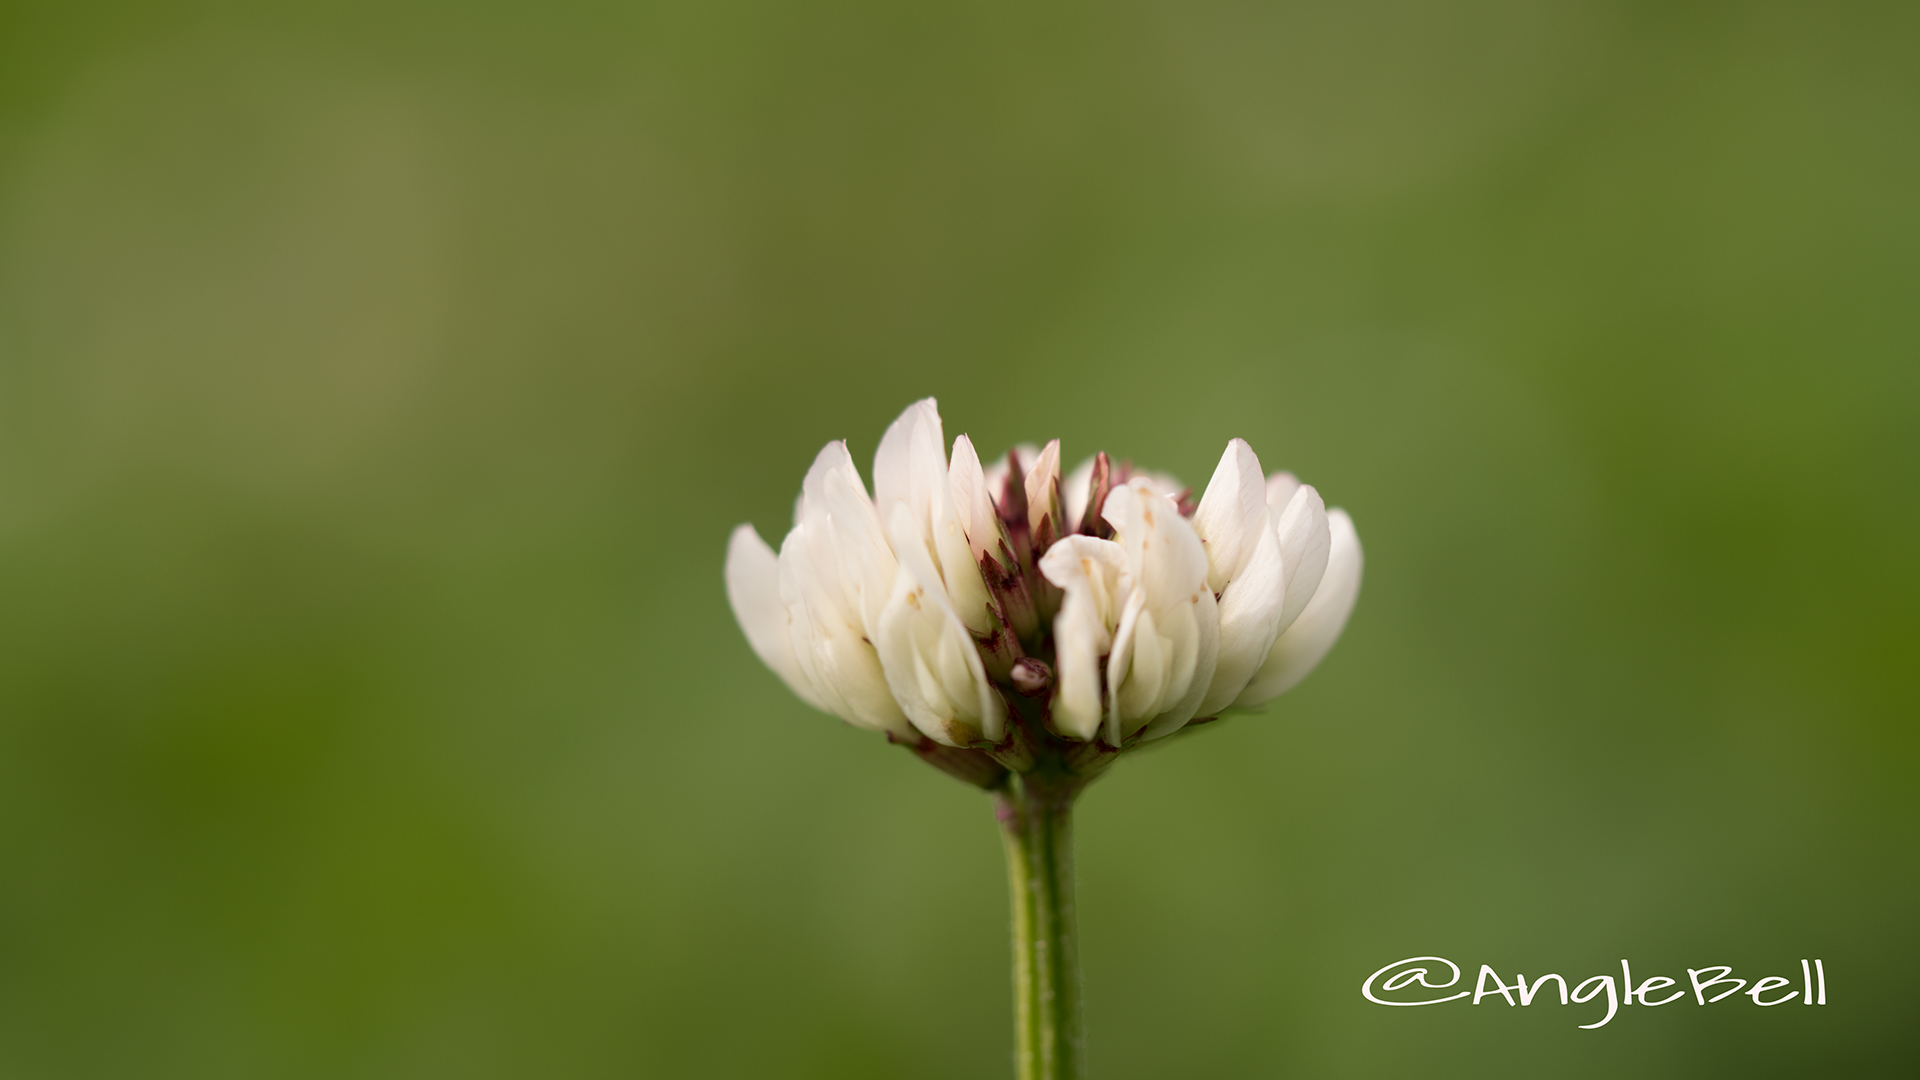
[1135,470,1185,499]
[1134,586,1218,742]
[1265,471,1300,513]
[777,520,914,737]
[1195,506,1286,716]
[784,443,911,735]
[925,460,994,638]
[726,524,826,709]
[1098,483,1220,742]
[875,503,1006,746]
[1112,603,1165,731]
[949,434,1005,564]
[872,398,943,508]
[1234,508,1363,708]
[804,441,896,639]
[1102,587,1148,745]
[873,401,994,635]
[1062,456,1096,533]
[1273,483,1331,635]
[1038,536,1126,740]
[1103,482,1209,611]
[1190,438,1268,594]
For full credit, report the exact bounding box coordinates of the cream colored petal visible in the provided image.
[1135,586,1219,741]
[787,444,908,733]
[871,398,939,511]
[1113,604,1166,733]
[1039,536,1126,741]
[1265,471,1300,513]
[871,400,940,560]
[1191,438,1268,594]
[1097,483,1219,742]
[1136,470,1185,499]
[948,434,1006,564]
[787,486,858,640]
[776,532,848,717]
[921,447,994,637]
[1103,482,1209,612]
[1195,506,1286,716]
[1050,607,1105,740]
[872,401,993,636]
[804,440,897,639]
[1234,508,1363,708]
[1062,456,1095,533]
[1100,482,1148,588]
[874,503,1006,746]
[1273,483,1331,635]
[1102,587,1148,745]
[777,521,913,737]
[726,524,825,709]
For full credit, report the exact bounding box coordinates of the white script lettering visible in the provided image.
[1362,957,1829,1029]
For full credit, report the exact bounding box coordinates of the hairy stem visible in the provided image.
[996,775,1083,1080]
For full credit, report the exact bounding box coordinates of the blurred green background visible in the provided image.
[1,1,1915,1077]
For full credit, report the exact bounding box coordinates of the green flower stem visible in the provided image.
[996,774,1083,1080]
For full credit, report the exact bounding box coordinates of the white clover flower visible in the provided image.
[724,398,1363,782]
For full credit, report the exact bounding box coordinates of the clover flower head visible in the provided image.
[725,399,1362,785]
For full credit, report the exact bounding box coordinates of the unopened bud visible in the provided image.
[1010,657,1053,697]
[1078,452,1113,538]
[983,542,1040,643]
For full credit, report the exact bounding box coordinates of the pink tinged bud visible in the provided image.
[995,447,1031,534]
[986,446,1057,645]
[1010,657,1053,697]
[982,540,1040,644]
[1077,452,1115,539]
[1022,440,1066,623]
[973,602,1024,682]
[1024,439,1063,555]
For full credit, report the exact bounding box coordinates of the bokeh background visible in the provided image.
[1,1,1915,1077]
